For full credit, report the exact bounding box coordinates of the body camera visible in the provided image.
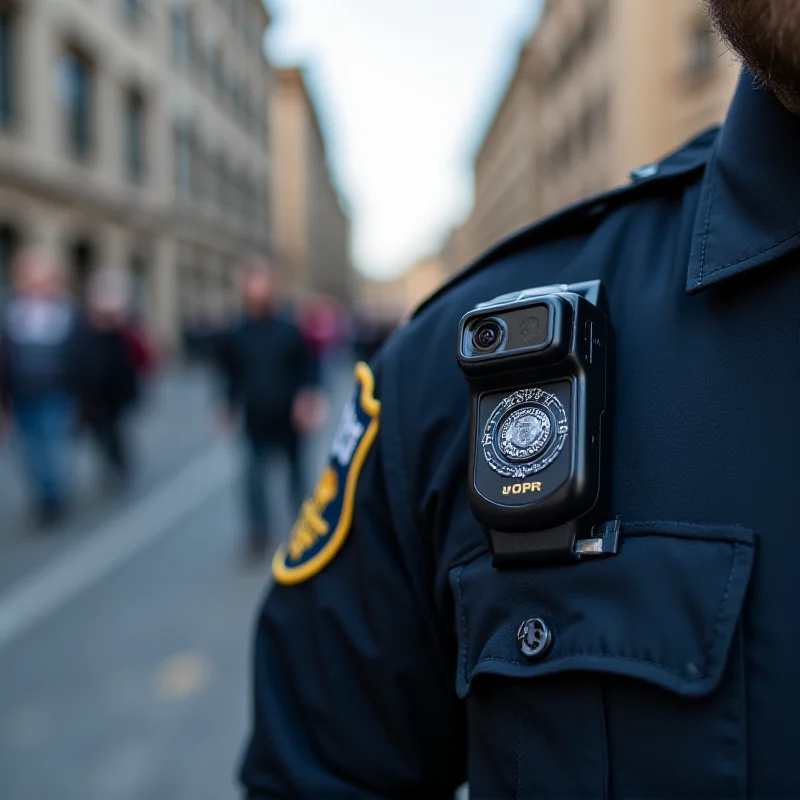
[457,280,614,566]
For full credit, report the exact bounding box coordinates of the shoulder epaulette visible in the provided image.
[413,126,719,318]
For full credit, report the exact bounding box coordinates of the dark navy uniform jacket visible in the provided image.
[241,71,800,799]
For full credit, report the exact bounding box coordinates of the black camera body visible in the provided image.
[457,280,613,566]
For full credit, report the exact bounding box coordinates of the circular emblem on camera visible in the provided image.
[482,388,568,478]
[498,407,551,461]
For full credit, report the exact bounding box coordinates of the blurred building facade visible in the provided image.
[355,256,446,324]
[271,67,351,306]
[0,0,271,349]
[440,0,740,275]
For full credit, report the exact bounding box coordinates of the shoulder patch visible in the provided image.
[272,362,381,585]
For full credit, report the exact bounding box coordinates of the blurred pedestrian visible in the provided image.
[122,312,158,382]
[0,249,79,527]
[216,260,326,560]
[298,295,345,362]
[75,268,140,488]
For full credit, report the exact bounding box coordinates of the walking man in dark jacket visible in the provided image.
[217,261,324,559]
[76,268,140,487]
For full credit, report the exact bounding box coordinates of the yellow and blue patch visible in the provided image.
[272,362,381,585]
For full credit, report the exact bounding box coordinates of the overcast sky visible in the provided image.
[266,0,542,280]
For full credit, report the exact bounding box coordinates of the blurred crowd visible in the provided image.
[0,250,157,528]
[0,250,397,542]
[182,290,396,368]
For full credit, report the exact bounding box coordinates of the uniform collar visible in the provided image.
[687,69,800,293]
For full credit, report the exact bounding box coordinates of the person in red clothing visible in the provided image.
[121,321,157,378]
[298,295,344,361]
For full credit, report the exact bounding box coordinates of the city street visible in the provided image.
[0,355,354,800]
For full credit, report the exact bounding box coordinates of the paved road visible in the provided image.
[0,355,355,800]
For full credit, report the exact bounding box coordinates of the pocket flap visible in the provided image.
[451,521,755,699]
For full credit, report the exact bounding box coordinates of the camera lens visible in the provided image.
[472,320,503,352]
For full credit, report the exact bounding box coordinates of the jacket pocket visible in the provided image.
[450,521,755,800]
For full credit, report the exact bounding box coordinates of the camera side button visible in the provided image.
[581,319,593,363]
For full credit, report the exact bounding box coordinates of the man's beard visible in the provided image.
[705,0,800,114]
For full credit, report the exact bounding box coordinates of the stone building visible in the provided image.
[441,0,740,275]
[0,0,272,349]
[355,256,446,324]
[270,67,351,306]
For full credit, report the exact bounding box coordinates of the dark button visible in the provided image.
[517,617,552,660]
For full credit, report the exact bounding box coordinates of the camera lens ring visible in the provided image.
[472,319,503,353]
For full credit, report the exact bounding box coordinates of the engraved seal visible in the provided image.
[482,387,569,478]
[498,407,551,461]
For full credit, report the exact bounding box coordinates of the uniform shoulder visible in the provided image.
[413,126,719,320]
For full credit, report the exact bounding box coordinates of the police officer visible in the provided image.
[240,2,800,796]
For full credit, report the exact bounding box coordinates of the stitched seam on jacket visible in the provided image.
[698,153,716,286]
[622,521,753,545]
[704,228,800,276]
[625,520,736,530]
[455,567,468,687]
[705,542,740,673]
[471,653,693,678]
[696,148,800,279]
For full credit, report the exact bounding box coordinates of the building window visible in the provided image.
[0,223,18,303]
[171,8,192,67]
[690,22,716,77]
[174,124,191,198]
[130,250,149,317]
[57,48,94,162]
[125,89,146,183]
[123,0,144,26]
[0,7,16,130]
[69,238,95,301]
